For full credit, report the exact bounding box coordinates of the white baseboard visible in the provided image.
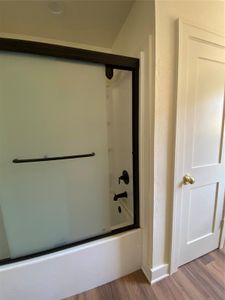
[151,264,169,283]
[142,263,169,284]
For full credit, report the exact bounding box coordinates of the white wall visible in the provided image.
[153,0,225,270]
[107,70,133,227]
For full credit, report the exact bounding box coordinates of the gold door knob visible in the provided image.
[183,174,195,185]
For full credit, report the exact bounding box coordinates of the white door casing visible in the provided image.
[171,20,225,272]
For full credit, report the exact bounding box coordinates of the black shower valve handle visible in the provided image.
[118,170,129,185]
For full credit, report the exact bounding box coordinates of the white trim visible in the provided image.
[170,18,185,274]
[141,263,169,284]
[139,35,155,280]
[170,19,225,274]
[151,264,169,284]
[219,217,225,249]
[177,18,225,39]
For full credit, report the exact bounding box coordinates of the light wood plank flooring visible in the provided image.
[65,248,225,300]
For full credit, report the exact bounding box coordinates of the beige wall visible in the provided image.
[113,0,155,57]
[154,0,225,268]
[0,0,134,49]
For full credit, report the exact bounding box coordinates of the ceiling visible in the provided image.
[0,0,135,48]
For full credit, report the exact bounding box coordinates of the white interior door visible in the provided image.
[174,21,225,267]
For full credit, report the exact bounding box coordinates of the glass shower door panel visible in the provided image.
[0,52,110,258]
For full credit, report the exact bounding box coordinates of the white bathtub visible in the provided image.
[0,229,142,300]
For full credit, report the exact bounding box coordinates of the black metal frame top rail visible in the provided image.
[13,152,95,164]
[0,38,139,70]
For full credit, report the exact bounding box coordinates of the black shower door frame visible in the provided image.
[0,38,139,265]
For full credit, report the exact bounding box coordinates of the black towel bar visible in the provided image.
[13,152,95,164]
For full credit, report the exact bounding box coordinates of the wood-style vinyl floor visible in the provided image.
[65,248,225,300]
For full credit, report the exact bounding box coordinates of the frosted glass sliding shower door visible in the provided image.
[0,52,110,258]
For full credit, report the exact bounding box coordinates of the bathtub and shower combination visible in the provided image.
[0,38,140,299]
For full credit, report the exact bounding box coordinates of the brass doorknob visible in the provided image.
[183,174,195,185]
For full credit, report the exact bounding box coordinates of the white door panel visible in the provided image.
[175,22,225,267]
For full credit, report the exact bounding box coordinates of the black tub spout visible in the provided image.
[113,192,128,201]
